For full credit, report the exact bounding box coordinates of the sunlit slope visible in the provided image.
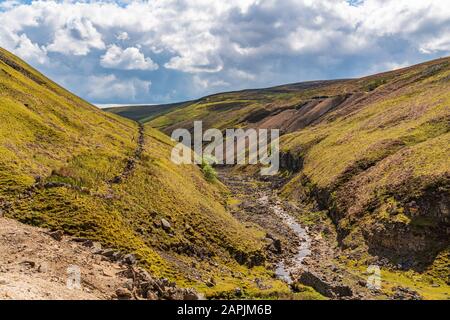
[0,47,138,190]
[0,47,289,297]
[281,59,450,271]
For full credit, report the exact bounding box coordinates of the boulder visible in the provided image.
[49,230,64,241]
[183,289,201,300]
[123,253,137,265]
[100,249,116,258]
[298,270,353,298]
[392,286,422,300]
[115,287,133,300]
[161,218,171,231]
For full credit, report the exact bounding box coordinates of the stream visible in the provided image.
[217,168,312,285]
[257,195,311,284]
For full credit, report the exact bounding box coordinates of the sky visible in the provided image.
[0,0,449,106]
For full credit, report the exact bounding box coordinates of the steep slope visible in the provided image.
[146,57,450,287]
[280,58,450,279]
[0,47,290,298]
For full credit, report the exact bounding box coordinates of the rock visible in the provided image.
[91,242,102,253]
[37,263,48,273]
[112,251,123,261]
[101,249,115,257]
[123,253,137,265]
[161,218,171,231]
[146,291,158,300]
[165,288,184,300]
[392,286,422,300]
[119,265,202,301]
[116,287,133,300]
[111,176,122,184]
[183,289,201,300]
[20,260,36,268]
[153,220,161,228]
[123,279,134,290]
[102,269,115,277]
[333,284,353,297]
[270,238,282,254]
[431,283,440,288]
[298,270,353,298]
[49,230,64,241]
[205,277,216,287]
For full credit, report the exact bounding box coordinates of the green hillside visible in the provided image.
[0,47,292,298]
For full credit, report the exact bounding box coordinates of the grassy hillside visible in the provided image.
[147,57,450,290]
[279,59,450,284]
[0,47,293,298]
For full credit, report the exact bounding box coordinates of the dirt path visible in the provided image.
[0,217,130,299]
[0,216,201,300]
[111,123,144,184]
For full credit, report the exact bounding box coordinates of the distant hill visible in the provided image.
[104,101,194,122]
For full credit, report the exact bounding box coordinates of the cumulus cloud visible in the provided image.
[85,74,151,101]
[100,45,158,70]
[46,17,105,56]
[0,0,448,104]
[193,75,229,90]
[116,32,129,41]
[14,34,48,65]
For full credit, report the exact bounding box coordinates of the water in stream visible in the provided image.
[258,195,311,284]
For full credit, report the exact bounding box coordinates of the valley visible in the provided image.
[111,55,450,299]
[0,46,449,300]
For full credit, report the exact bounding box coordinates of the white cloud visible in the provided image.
[420,32,450,53]
[193,75,229,89]
[100,45,158,70]
[0,1,20,11]
[116,32,129,41]
[0,0,448,103]
[14,34,48,65]
[229,68,256,81]
[47,17,105,56]
[85,74,151,101]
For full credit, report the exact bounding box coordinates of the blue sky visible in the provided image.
[0,0,449,106]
